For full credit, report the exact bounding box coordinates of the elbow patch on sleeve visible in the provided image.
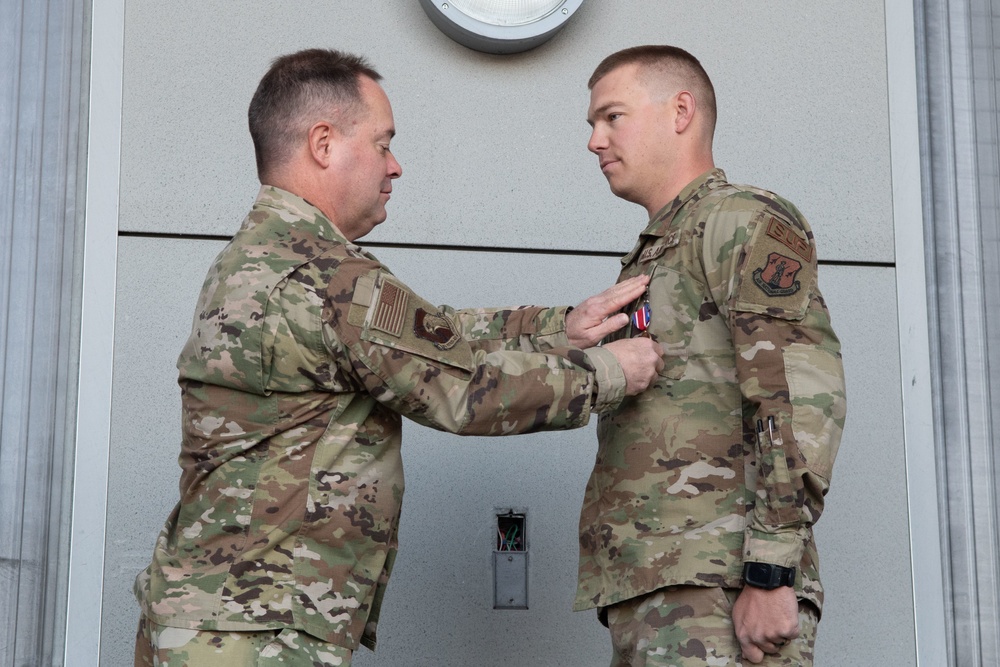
[733,213,816,321]
[354,270,475,374]
[783,343,846,480]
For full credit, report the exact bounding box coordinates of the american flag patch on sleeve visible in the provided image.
[371,279,408,337]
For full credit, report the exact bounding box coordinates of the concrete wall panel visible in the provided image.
[105,236,912,665]
[119,1,890,262]
[106,1,907,663]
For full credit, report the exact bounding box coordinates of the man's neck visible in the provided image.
[644,155,715,219]
[261,173,358,241]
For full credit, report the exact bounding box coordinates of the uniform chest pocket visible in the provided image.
[647,264,700,380]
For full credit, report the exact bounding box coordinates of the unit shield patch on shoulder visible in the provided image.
[734,213,815,319]
[750,217,814,298]
[414,308,460,350]
[753,252,803,297]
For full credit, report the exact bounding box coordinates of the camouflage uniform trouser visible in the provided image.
[134,615,353,666]
[602,586,818,667]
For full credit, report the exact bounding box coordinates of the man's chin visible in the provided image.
[608,182,633,200]
[364,211,389,234]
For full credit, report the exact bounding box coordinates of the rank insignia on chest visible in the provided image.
[632,301,651,333]
[752,252,803,297]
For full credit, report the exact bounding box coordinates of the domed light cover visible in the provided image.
[420,0,586,55]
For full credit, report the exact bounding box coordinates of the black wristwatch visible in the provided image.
[742,562,796,589]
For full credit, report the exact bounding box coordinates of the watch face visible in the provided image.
[747,563,771,583]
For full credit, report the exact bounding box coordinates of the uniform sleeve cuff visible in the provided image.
[531,306,572,352]
[583,346,626,413]
[743,529,806,569]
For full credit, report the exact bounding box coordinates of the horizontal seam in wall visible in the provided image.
[117,231,894,267]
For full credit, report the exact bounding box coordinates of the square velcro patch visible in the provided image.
[370,277,408,337]
[734,215,814,319]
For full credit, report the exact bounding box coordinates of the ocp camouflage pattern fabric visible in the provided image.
[135,186,626,651]
[575,169,846,614]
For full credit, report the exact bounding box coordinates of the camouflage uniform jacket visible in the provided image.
[575,169,846,613]
[135,186,627,650]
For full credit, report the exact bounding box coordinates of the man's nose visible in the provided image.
[587,127,606,154]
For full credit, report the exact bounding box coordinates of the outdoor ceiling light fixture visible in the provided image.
[419,0,586,55]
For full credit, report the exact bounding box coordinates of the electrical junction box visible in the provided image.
[493,510,527,609]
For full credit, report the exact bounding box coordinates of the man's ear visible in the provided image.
[674,91,697,134]
[308,120,335,168]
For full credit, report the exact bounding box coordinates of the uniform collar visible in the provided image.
[620,169,727,267]
[252,185,354,248]
[640,168,728,239]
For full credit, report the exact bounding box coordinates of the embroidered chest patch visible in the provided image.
[638,231,680,264]
[640,245,667,263]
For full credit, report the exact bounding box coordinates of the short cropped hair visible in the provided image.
[589,45,717,137]
[248,48,382,179]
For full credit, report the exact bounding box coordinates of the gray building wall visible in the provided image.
[95,2,923,665]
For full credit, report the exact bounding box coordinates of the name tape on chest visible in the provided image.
[639,232,680,263]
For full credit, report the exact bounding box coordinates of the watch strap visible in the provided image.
[742,561,796,589]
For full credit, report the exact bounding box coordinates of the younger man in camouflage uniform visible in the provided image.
[133,49,664,666]
[576,46,847,666]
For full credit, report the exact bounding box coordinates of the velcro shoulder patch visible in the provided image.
[359,272,474,373]
[347,273,376,328]
[370,275,409,337]
[734,214,815,320]
[414,308,461,349]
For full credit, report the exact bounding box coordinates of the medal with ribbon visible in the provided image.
[631,285,652,339]
[632,301,651,333]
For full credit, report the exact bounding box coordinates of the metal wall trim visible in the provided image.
[64,0,125,663]
[885,0,950,664]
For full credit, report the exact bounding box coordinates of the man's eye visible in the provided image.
[609,113,622,122]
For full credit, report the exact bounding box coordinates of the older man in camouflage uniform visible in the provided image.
[576,45,847,666]
[133,49,664,666]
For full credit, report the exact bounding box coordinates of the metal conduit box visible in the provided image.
[493,510,527,609]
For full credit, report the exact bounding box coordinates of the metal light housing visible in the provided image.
[419,0,586,55]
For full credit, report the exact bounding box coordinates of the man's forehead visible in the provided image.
[588,95,628,119]
[589,69,642,112]
[358,77,395,130]
[591,64,681,111]
[594,63,642,88]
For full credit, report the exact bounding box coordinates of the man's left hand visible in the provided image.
[732,585,800,663]
[566,275,650,348]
